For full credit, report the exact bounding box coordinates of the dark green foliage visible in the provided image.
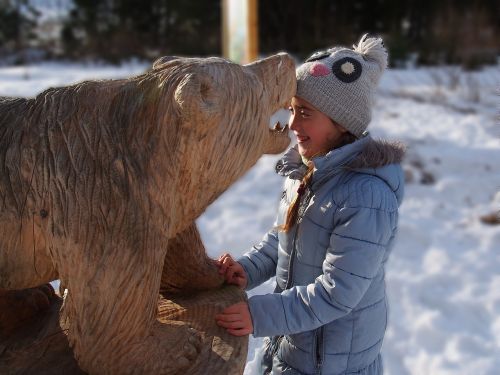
[61,0,221,62]
[259,0,499,67]
[0,0,39,62]
[2,0,498,67]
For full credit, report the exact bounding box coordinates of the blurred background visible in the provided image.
[1,1,499,375]
[0,0,499,67]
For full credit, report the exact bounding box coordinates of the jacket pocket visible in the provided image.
[286,330,315,352]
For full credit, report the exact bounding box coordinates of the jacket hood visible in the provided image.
[345,137,406,204]
[276,135,406,204]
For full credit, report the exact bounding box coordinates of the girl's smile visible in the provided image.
[295,135,310,143]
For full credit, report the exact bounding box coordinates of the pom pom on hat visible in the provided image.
[353,34,388,71]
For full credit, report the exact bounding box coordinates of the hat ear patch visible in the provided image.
[305,50,331,62]
[309,62,330,77]
[332,57,362,83]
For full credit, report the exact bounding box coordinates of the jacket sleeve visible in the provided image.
[237,227,279,291]
[247,187,398,337]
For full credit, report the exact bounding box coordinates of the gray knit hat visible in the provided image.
[296,34,388,138]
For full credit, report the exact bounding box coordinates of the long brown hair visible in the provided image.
[279,131,357,232]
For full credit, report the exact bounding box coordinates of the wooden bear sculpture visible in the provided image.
[0,53,296,374]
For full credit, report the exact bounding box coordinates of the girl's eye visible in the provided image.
[289,106,310,118]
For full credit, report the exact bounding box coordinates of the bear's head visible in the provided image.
[147,54,296,233]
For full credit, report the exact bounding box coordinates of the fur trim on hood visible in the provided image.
[346,138,406,169]
[276,136,406,181]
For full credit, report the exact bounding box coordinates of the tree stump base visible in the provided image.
[0,286,247,375]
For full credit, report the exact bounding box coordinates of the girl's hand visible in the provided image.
[217,253,248,289]
[215,302,253,336]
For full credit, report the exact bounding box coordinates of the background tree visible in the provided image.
[258,0,499,67]
[2,0,497,67]
[61,0,221,62]
[0,0,39,63]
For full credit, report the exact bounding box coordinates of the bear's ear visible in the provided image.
[174,72,219,129]
[152,56,180,69]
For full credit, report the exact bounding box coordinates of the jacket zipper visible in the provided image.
[316,327,323,373]
[284,186,312,290]
[284,226,299,289]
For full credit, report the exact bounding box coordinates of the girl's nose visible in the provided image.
[289,115,300,131]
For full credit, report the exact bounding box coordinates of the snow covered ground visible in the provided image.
[1,60,499,374]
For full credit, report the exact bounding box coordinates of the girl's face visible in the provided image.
[289,96,347,159]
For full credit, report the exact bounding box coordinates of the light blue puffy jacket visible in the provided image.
[238,135,405,375]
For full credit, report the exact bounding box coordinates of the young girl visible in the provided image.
[216,34,404,375]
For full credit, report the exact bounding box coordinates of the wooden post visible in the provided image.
[247,0,258,63]
[222,0,230,60]
[222,0,259,64]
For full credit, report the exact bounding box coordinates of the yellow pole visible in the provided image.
[221,0,259,63]
[247,0,258,63]
[222,0,229,59]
